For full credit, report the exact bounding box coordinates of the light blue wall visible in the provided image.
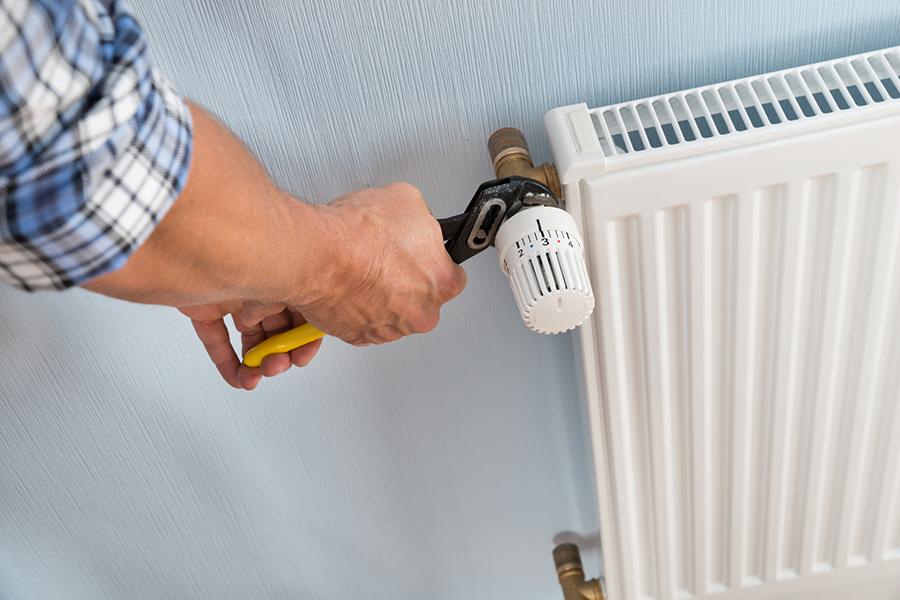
[2,1,899,599]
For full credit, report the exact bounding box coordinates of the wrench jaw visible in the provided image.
[439,176,558,265]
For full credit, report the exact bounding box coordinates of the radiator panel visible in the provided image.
[554,88,900,599]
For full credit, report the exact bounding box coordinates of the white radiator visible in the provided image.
[545,47,900,600]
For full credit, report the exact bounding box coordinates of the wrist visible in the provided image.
[279,194,380,313]
[275,195,342,308]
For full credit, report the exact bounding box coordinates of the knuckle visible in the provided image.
[438,265,466,300]
[372,326,404,344]
[420,314,440,334]
[409,311,439,334]
[388,181,421,200]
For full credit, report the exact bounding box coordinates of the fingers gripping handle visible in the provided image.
[242,322,326,368]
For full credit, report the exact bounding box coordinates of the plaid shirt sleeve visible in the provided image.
[0,0,192,291]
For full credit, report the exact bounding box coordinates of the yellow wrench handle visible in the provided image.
[242,322,326,367]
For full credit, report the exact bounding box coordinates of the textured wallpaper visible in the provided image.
[2,1,899,599]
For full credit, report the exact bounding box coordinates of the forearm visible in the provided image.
[82,102,322,308]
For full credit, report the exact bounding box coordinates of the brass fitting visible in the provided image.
[487,128,562,199]
[553,543,604,600]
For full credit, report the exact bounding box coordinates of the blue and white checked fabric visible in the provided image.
[0,0,192,290]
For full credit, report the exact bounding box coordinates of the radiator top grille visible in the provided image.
[585,47,900,170]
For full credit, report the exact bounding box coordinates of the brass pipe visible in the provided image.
[487,128,562,199]
[553,543,604,600]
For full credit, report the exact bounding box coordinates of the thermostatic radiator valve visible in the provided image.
[487,127,593,334]
[495,205,593,334]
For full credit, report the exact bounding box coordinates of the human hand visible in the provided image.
[287,182,467,346]
[180,183,465,390]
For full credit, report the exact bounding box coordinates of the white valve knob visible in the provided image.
[495,205,594,334]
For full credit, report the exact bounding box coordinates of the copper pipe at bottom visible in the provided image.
[553,543,604,600]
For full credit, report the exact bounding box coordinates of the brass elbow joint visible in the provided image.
[553,543,604,600]
[488,128,562,199]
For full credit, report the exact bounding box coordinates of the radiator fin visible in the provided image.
[579,144,900,599]
[607,167,898,596]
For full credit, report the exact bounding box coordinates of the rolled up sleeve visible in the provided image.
[0,0,192,290]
